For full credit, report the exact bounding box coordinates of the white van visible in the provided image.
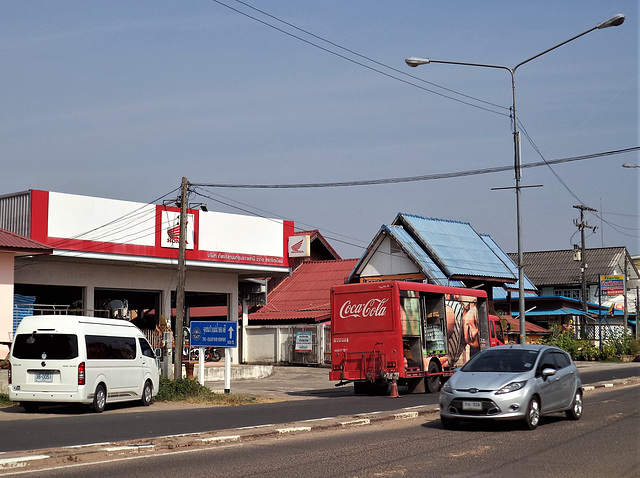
[9,315,160,413]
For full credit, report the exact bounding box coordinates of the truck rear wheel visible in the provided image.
[426,361,441,394]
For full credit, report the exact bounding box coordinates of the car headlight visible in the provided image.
[495,380,527,395]
[442,381,453,393]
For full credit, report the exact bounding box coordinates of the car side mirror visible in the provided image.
[542,367,556,378]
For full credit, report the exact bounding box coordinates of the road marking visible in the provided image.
[236,424,274,430]
[104,444,155,452]
[0,455,49,468]
[201,435,241,443]
[277,426,311,434]
[393,411,419,420]
[340,418,371,427]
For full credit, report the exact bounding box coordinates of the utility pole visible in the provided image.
[174,177,189,381]
[573,205,597,319]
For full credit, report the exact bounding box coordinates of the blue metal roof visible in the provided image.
[383,225,464,287]
[393,214,516,281]
[481,234,537,292]
[513,308,589,317]
[492,287,538,300]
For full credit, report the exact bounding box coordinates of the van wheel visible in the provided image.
[21,402,39,413]
[426,361,441,394]
[93,384,106,413]
[141,380,153,406]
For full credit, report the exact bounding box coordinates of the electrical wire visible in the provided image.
[192,146,640,189]
[210,0,508,116]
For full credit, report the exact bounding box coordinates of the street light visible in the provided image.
[406,14,625,344]
[622,163,640,168]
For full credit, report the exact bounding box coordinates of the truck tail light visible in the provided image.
[7,363,11,385]
[78,362,85,385]
[386,361,397,368]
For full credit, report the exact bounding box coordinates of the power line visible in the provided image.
[193,146,640,189]
[210,0,508,116]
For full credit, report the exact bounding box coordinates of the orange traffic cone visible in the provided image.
[389,378,400,398]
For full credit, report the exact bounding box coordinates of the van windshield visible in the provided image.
[12,333,79,360]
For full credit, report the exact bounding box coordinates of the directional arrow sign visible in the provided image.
[189,321,237,348]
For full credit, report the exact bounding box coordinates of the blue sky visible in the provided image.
[1,1,637,259]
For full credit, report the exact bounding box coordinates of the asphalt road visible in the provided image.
[6,383,639,478]
[0,362,637,454]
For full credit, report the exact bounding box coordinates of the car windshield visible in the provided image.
[462,348,539,373]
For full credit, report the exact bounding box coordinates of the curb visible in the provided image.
[1,377,638,474]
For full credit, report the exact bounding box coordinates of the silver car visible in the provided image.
[439,344,583,430]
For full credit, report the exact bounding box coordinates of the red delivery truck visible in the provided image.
[330,281,504,394]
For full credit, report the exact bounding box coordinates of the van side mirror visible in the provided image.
[155,348,162,358]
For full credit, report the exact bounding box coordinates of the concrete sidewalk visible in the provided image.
[205,364,348,400]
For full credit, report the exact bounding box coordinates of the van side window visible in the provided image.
[86,335,137,360]
[139,338,154,358]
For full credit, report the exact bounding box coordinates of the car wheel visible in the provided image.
[440,416,458,430]
[141,380,153,407]
[426,361,441,394]
[523,396,540,430]
[565,389,583,420]
[93,384,106,413]
[21,402,39,413]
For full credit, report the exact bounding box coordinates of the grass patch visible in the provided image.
[0,393,14,406]
[156,377,262,406]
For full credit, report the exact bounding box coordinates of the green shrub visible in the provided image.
[603,333,640,357]
[542,325,579,358]
[0,393,13,406]
[600,342,617,360]
[576,340,599,360]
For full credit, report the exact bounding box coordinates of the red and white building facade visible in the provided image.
[0,189,297,360]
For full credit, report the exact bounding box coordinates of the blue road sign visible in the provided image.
[189,321,237,348]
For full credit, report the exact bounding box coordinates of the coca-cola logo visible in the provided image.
[339,298,388,318]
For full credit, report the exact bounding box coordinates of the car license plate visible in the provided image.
[462,400,482,411]
[35,372,53,383]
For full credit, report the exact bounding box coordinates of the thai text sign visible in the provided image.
[190,321,237,348]
[600,274,624,296]
[295,331,313,353]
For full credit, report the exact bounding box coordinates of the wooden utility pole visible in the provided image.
[174,177,188,381]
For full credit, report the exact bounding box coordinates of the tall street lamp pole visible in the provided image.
[406,14,625,344]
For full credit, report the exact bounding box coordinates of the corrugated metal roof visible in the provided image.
[507,247,638,286]
[249,259,359,322]
[393,214,516,281]
[481,234,537,292]
[514,308,588,317]
[0,228,52,255]
[383,225,464,287]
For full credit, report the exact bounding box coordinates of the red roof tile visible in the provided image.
[249,259,358,322]
[0,228,52,255]
[504,317,550,334]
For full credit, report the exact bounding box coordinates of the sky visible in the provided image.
[1,1,638,261]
